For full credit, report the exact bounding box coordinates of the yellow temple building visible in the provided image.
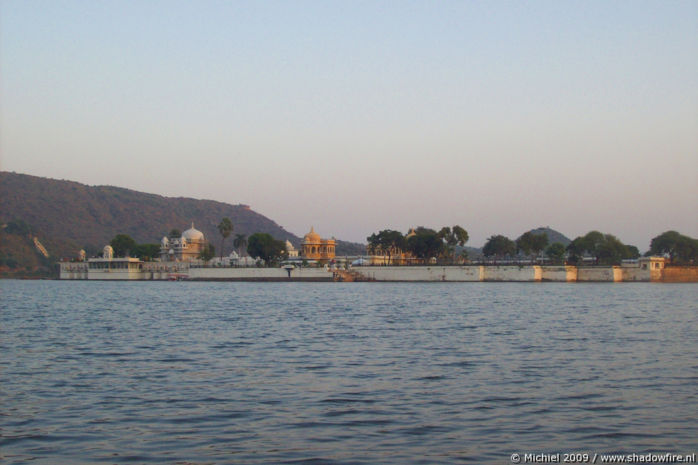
[301,227,335,262]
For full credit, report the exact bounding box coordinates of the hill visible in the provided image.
[0,172,364,273]
[0,227,55,277]
[519,226,572,246]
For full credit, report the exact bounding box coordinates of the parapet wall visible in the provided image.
[58,262,698,282]
[482,266,541,281]
[577,267,623,282]
[659,266,698,283]
[541,266,577,282]
[189,266,331,281]
[355,266,483,282]
[350,265,697,282]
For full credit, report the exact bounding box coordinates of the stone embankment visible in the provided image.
[348,265,696,283]
[58,262,697,282]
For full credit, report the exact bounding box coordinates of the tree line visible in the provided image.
[104,221,697,267]
[367,227,697,266]
[481,230,696,265]
[367,226,469,264]
[107,217,289,265]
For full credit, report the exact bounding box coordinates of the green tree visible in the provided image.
[366,230,408,264]
[581,231,605,263]
[366,233,381,255]
[110,234,137,257]
[437,226,454,262]
[451,225,469,247]
[545,242,566,264]
[217,217,234,260]
[649,231,698,264]
[483,235,516,261]
[567,231,605,264]
[451,225,470,263]
[566,237,585,264]
[625,245,640,260]
[437,226,451,243]
[517,232,548,261]
[378,229,406,264]
[233,233,248,257]
[516,232,534,257]
[596,234,629,265]
[568,231,639,265]
[198,243,215,262]
[247,233,287,265]
[406,227,445,261]
[437,225,469,263]
[169,229,181,238]
[530,234,548,260]
[674,238,698,264]
[132,243,160,260]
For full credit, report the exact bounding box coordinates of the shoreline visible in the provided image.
[55,263,698,283]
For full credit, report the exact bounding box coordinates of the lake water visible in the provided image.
[1,281,696,464]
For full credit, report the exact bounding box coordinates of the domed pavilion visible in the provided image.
[301,227,335,262]
[159,223,208,261]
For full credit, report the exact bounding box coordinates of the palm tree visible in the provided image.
[217,218,234,260]
[451,225,469,263]
[437,226,469,263]
[233,233,247,257]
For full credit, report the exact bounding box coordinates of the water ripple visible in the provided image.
[1,280,696,464]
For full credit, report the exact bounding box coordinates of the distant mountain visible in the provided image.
[519,227,572,246]
[334,240,366,257]
[0,172,363,272]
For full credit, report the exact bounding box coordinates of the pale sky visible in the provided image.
[1,0,697,249]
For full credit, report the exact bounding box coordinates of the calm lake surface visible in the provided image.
[1,281,696,464]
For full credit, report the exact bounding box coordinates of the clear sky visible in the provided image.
[1,0,696,249]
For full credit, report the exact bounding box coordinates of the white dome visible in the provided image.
[182,222,204,241]
[103,245,114,259]
[161,236,169,246]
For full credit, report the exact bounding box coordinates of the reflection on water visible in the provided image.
[1,281,696,464]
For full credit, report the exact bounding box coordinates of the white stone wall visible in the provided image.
[577,267,623,282]
[482,266,541,282]
[354,265,543,282]
[353,265,628,282]
[621,267,651,282]
[353,266,483,282]
[189,267,331,280]
[443,266,483,281]
[59,262,672,282]
[541,266,577,282]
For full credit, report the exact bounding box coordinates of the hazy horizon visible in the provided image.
[2,1,696,250]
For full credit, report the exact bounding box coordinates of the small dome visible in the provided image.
[161,236,169,246]
[103,245,114,259]
[182,222,204,241]
[303,226,321,243]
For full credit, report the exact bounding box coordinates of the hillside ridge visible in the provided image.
[0,172,363,269]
